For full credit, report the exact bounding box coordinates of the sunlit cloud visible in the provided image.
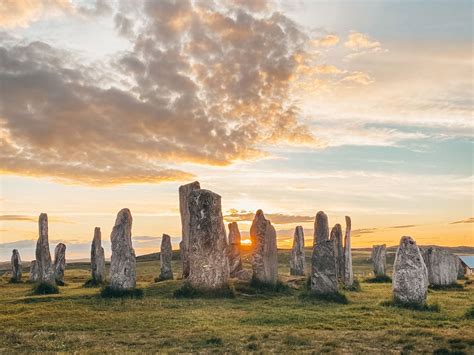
[224,209,313,224]
[450,217,474,224]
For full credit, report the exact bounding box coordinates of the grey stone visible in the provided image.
[311,239,338,294]
[109,208,136,290]
[91,227,105,283]
[11,249,22,282]
[250,210,278,285]
[228,222,243,278]
[372,244,387,276]
[29,260,39,282]
[421,247,458,286]
[158,234,173,281]
[456,257,465,279]
[187,189,229,290]
[290,226,305,276]
[179,181,201,279]
[392,236,428,305]
[330,224,344,281]
[343,216,354,287]
[53,243,66,285]
[313,211,329,245]
[35,213,55,283]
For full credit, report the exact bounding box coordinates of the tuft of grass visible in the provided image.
[465,305,474,319]
[173,283,235,299]
[248,277,291,293]
[82,278,104,288]
[343,279,361,292]
[100,286,144,299]
[381,299,440,312]
[365,275,392,283]
[154,275,173,283]
[55,280,66,287]
[8,278,23,284]
[205,336,223,346]
[299,290,348,304]
[31,282,59,295]
[429,283,464,291]
[246,342,259,351]
[284,334,310,347]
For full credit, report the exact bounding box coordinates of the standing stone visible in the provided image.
[158,234,173,281]
[343,216,354,286]
[250,210,278,285]
[187,189,229,290]
[53,243,66,285]
[372,244,387,276]
[330,224,344,281]
[313,211,329,245]
[29,261,39,282]
[421,247,458,286]
[35,213,54,283]
[290,226,305,276]
[228,222,243,278]
[11,249,22,282]
[179,181,201,278]
[456,257,465,279]
[91,227,105,283]
[392,236,428,305]
[109,208,136,290]
[311,239,338,294]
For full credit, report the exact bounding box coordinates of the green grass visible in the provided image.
[173,283,235,299]
[465,305,474,319]
[31,282,59,295]
[82,278,104,288]
[0,249,472,353]
[381,299,441,312]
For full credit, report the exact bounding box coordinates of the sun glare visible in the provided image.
[240,239,252,246]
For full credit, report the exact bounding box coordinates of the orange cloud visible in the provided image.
[312,34,340,47]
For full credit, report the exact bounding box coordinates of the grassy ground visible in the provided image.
[0,250,473,353]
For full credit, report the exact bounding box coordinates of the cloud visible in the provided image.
[450,217,474,224]
[224,209,313,224]
[390,224,417,229]
[344,31,385,61]
[0,214,73,223]
[312,34,340,47]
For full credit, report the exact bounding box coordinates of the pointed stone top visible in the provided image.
[345,216,351,227]
[316,211,327,218]
[94,226,101,234]
[255,209,265,218]
[162,233,171,240]
[12,249,19,255]
[179,181,200,191]
[55,242,66,250]
[295,225,304,234]
[399,236,416,246]
[115,208,132,226]
[39,212,48,220]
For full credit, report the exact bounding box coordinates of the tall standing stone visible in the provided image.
[228,222,243,278]
[290,226,305,276]
[372,244,387,276]
[35,213,54,283]
[11,249,22,282]
[187,189,229,290]
[179,181,201,279]
[158,234,173,281]
[392,236,428,305]
[314,211,329,245]
[91,227,105,283]
[343,216,354,287]
[456,257,465,279]
[53,243,66,285]
[311,239,338,294]
[250,210,278,285]
[29,260,38,282]
[109,208,136,290]
[330,224,344,281]
[421,247,458,286]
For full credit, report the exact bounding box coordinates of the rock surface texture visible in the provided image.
[330,224,344,281]
[53,243,66,285]
[250,210,278,285]
[35,213,54,283]
[29,260,38,282]
[313,211,329,246]
[11,249,22,282]
[311,239,338,294]
[372,244,387,276]
[421,247,458,286]
[187,189,230,290]
[91,227,105,283]
[228,222,243,278]
[109,208,136,290]
[290,226,305,276]
[179,181,201,279]
[392,236,428,305]
[343,216,354,287]
[158,234,173,281]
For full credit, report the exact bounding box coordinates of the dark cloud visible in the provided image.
[450,217,474,224]
[0,214,73,223]
[390,224,417,229]
[224,209,313,224]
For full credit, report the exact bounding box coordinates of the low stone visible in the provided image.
[29,260,39,283]
[313,211,329,245]
[91,227,105,283]
[372,244,387,276]
[421,247,458,286]
[228,222,243,278]
[158,234,173,281]
[290,226,305,276]
[311,239,338,294]
[11,249,22,282]
[53,243,66,285]
[330,224,344,281]
[343,216,354,287]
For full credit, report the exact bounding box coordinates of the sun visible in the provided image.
[240,239,252,246]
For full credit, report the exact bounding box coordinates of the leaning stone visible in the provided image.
[250,210,278,285]
[91,227,105,283]
[311,239,338,294]
[313,211,329,245]
[187,189,229,290]
[392,236,428,305]
[109,208,136,290]
[35,213,55,283]
[290,226,305,276]
[53,243,66,285]
[330,224,344,281]
[421,247,458,286]
[343,216,354,287]
[29,260,39,282]
[228,222,243,278]
[372,244,387,276]
[456,257,465,279]
[158,234,173,281]
[11,249,22,282]
[179,181,201,279]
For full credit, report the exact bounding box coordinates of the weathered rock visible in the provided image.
[290,226,305,276]
[179,181,201,278]
[421,247,458,286]
[392,236,428,305]
[250,210,278,285]
[53,243,66,285]
[456,257,465,279]
[313,211,329,245]
[311,239,338,294]
[372,244,387,276]
[11,249,22,282]
[343,216,354,287]
[228,222,243,278]
[158,234,173,281]
[109,208,136,290]
[330,224,344,281]
[29,260,39,282]
[91,227,105,283]
[187,189,229,290]
[35,213,54,283]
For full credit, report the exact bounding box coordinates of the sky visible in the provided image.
[0,0,472,261]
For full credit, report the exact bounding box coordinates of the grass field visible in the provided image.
[0,249,473,353]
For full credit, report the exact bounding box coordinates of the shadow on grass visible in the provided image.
[234,278,292,297]
[8,278,23,284]
[465,305,474,319]
[82,278,104,288]
[429,283,464,291]
[31,282,59,295]
[343,279,362,292]
[381,299,440,312]
[365,275,392,283]
[299,290,348,304]
[100,286,144,299]
[173,283,235,299]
